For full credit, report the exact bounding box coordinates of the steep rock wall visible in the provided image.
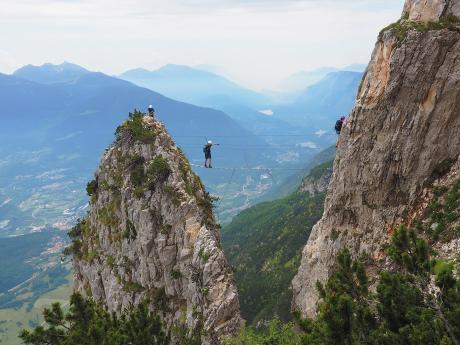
[292,0,460,317]
[403,0,460,22]
[72,115,241,344]
[300,163,333,196]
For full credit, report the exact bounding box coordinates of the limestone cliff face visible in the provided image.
[73,114,241,344]
[292,0,460,317]
[299,165,333,196]
[403,0,460,22]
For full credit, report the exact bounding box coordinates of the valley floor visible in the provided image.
[0,273,72,345]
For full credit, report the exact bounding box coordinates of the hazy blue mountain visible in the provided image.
[295,71,362,112]
[273,71,363,133]
[217,104,303,138]
[1,69,266,165]
[0,62,344,236]
[119,64,309,148]
[119,64,268,109]
[255,145,336,203]
[276,65,366,94]
[342,63,367,72]
[277,67,340,93]
[13,62,90,84]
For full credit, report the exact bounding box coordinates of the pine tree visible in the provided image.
[19,293,170,345]
[301,250,376,345]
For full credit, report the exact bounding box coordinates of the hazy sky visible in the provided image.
[0,0,404,90]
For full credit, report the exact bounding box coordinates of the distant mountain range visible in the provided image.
[118,64,363,149]
[119,64,268,109]
[13,62,91,84]
[0,62,270,235]
[276,64,366,93]
[0,61,363,235]
[1,65,266,165]
[272,71,363,131]
[119,64,308,146]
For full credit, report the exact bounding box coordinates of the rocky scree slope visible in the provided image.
[292,0,460,318]
[71,112,241,344]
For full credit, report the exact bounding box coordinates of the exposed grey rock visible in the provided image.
[73,116,241,344]
[292,1,460,318]
[430,158,460,260]
[300,168,333,196]
[431,223,440,231]
[403,0,460,22]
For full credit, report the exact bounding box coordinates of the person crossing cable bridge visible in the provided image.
[203,140,219,168]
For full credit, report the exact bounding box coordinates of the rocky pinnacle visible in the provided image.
[73,115,241,344]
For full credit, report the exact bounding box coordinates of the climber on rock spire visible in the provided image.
[148,104,155,118]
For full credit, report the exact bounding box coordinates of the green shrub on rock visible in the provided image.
[86,179,98,196]
[148,156,172,184]
[115,110,156,144]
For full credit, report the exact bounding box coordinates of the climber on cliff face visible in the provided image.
[203,140,219,168]
[335,116,346,135]
[335,116,346,147]
[148,105,155,118]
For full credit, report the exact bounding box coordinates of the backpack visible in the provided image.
[335,120,343,134]
[203,145,211,156]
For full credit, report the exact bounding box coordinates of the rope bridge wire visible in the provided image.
[217,167,237,205]
[171,134,322,138]
[177,135,317,199]
[172,133,323,151]
[175,143,320,152]
[176,143,314,148]
[189,163,309,172]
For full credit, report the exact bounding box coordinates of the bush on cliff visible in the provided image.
[115,110,156,144]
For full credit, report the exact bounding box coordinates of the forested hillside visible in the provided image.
[222,160,333,324]
[227,163,460,344]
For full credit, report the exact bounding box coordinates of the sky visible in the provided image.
[0,0,404,90]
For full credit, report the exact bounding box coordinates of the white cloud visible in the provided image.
[0,50,19,74]
[0,220,10,229]
[56,131,83,141]
[298,141,318,149]
[259,109,274,116]
[315,129,327,137]
[0,198,12,208]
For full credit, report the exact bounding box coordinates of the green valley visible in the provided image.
[222,160,333,324]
